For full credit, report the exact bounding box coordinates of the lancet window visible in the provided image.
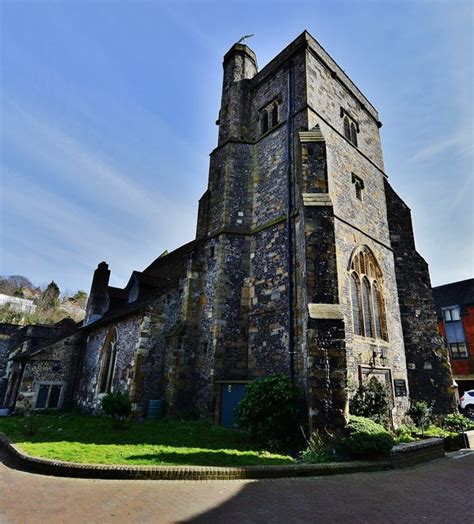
[98,327,118,394]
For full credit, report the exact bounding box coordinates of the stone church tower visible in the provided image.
[4,31,455,428]
[192,31,454,428]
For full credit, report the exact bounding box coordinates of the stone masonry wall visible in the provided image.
[385,180,456,414]
[14,331,83,412]
[305,52,411,423]
[305,46,384,170]
[75,315,144,413]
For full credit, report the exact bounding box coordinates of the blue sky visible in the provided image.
[1,0,472,293]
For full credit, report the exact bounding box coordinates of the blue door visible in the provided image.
[220,383,247,428]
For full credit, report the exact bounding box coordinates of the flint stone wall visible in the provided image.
[14,331,82,412]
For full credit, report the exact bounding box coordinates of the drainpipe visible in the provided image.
[286,61,295,384]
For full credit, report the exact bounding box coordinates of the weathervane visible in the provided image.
[237,34,254,44]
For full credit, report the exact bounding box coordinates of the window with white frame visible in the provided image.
[443,306,461,322]
[35,383,63,409]
[449,342,468,359]
[442,305,468,359]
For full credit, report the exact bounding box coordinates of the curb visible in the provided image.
[0,434,444,481]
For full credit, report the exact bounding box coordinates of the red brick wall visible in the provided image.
[438,305,474,376]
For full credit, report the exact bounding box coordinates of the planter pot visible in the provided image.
[444,434,464,452]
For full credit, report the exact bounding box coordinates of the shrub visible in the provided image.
[443,413,474,433]
[350,377,392,426]
[101,392,132,429]
[407,401,432,434]
[339,415,395,459]
[235,375,305,451]
[299,431,332,464]
[394,424,416,444]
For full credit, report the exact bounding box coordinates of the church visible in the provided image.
[3,31,456,430]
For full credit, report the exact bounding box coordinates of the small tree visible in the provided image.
[350,377,392,426]
[71,290,88,308]
[407,400,432,435]
[235,375,305,451]
[101,392,132,429]
[38,281,60,309]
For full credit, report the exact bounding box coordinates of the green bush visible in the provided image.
[394,424,416,444]
[423,425,455,438]
[299,431,332,464]
[235,375,305,451]
[339,415,395,459]
[443,413,474,433]
[407,401,432,434]
[350,377,392,426]
[101,392,132,429]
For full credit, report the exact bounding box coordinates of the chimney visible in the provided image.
[84,261,110,325]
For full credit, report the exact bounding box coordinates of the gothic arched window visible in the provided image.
[98,328,118,394]
[349,247,388,341]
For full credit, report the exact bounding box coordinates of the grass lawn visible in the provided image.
[0,413,294,467]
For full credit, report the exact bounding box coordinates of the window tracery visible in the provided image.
[349,247,388,341]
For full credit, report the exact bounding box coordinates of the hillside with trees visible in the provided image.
[0,275,87,325]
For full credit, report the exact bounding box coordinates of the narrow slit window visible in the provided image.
[344,116,351,141]
[362,278,374,338]
[271,103,279,127]
[261,110,269,134]
[351,274,362,335]
[372,284,383,339]
[350,122,358,147]
[352,173,364,201]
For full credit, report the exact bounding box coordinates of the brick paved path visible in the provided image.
[1,452,473,523]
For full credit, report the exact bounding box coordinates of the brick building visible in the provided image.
[433,279,474,397]
[2,31,456,429]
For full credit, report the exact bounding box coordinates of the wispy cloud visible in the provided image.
[410,133,473,162]
[0,101,198,289]
[2,99,177,221]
